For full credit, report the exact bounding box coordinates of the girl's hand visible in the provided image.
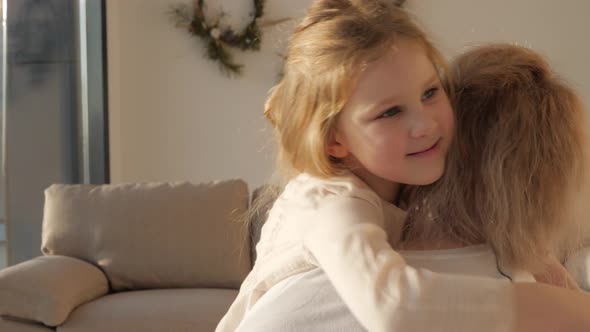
[514,282,590,332]
[534,257,580,291]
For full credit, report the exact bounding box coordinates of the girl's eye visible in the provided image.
[378,106,401,119]
[422,87,439,101]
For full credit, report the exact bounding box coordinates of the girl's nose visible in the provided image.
[409,107,437,138]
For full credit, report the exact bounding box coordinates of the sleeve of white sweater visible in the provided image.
[302,195,515,332]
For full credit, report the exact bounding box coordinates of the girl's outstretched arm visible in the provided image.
[303,196,590,332]
[514,282,590,331]
[533,256,580,291]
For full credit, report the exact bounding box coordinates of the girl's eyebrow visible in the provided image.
[422,74,440,88]
[367,73,440,113]
[370,95,401,113]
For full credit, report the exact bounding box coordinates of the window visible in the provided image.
[0,0,108,267]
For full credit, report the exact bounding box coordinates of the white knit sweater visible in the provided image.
[216,172,521,332]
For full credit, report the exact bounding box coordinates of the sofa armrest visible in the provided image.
[0,255,109,327]
[565,246,590,292]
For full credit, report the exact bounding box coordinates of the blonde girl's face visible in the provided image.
[329,40,454,194]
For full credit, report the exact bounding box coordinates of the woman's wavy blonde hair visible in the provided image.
[403,44,590,273]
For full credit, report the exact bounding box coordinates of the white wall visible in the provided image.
[106,0,313,190]
[107,0,590,190]
[407,0,590,109]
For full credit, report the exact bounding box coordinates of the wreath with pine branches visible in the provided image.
[170,0,406,77]
[170,0,266,77]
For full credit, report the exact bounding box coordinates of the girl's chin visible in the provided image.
[404,165,445,185]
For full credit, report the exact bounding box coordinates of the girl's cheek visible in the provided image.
[442,103,455,133]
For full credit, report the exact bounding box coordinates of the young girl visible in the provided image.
[216,1,590,331]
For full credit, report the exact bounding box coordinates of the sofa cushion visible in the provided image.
[0,255,108,326]
[249,185,279,266]
[0,317,55,331]
[41,180,250,291]
[56,289,238,332]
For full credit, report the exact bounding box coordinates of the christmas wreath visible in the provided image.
[170,0,265,77]
[170,0,405,77]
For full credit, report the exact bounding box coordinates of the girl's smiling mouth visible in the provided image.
[407,138,441,157]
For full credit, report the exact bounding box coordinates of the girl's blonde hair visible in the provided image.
[242,1,452,259]
[264,0,449,181]
[403,44,590,273]
[245,0,451,243]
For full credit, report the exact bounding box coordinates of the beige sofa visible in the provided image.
[0,179,261,332]
[2,179,590,332]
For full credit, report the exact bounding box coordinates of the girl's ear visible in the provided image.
[327,129,350,159]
